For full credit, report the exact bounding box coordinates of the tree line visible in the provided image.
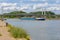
[0,11,60,19]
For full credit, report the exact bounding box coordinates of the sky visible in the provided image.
[0,0,60,14]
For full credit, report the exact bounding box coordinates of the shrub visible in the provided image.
[0,33,2,36]
[8,26,29,38]
[7,24,30,40]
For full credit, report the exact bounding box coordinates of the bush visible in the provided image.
[0,33,2,36]
[7,24,30,40]
[8,26,29,39]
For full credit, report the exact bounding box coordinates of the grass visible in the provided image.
[7,24,30,40]
[0,33,2,36]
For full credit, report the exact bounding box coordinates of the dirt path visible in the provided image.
[0,20,16,40]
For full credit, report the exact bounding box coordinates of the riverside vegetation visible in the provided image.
[0,20,30,40]
[7,24,30,40]
[0,33,2,36]
[0,11,60,19]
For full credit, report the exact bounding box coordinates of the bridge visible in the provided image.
[0,14,47,18]
[0,13,58,19]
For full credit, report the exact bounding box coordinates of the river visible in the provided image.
[5,19,60,40]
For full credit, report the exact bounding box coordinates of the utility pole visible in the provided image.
[42,8,45,18]
[42,8,43,15]
[42,8,46,18]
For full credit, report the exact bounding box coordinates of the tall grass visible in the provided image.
[0,33,2,36]
[8,24,30,40]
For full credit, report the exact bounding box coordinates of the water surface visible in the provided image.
[6,19,60,40]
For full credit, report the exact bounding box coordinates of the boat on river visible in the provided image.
[20,17,35,20]
[20,17,45,21]
[35,18,45,20]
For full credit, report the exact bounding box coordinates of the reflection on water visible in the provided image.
[6,19,60,40]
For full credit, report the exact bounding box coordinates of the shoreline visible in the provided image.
[0,20,30,40]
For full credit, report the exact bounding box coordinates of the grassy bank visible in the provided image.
[7,24,30,40]
[0,33,2,36]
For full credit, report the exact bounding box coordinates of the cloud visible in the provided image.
[0,3,17,9]
[3,6,16,10]
[0,2,60,13]
[47,7,60,11]
[20,4,31,10]
[0,2,18,13]
[31,2,60,11]
[0,3,17,6]
[33,2,48,9]
[2,3,31,12]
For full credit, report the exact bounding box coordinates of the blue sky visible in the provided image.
[0,0,60,14]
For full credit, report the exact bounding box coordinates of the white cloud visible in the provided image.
[0,3,17,6]
[20,4,32,10]
[2,4,31,11]
[3,7,16,10]
[0,3,18,13]
[47,7,60,11]
[30,2,60,11]
[33,2,48,9]
[0,2,60,13]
